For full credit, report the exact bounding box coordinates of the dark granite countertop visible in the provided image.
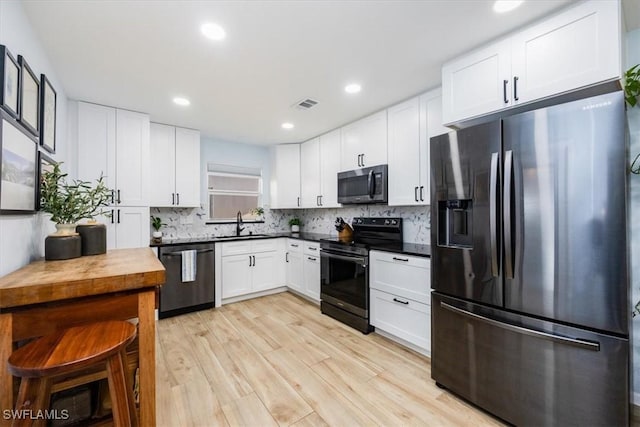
[150,232,430,257]
[149,232,333,247]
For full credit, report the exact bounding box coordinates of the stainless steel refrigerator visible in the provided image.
[430,91,628,426]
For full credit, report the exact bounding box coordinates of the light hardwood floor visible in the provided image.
[155,292,505,426]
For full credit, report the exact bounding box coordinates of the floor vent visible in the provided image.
[294,98,319,110]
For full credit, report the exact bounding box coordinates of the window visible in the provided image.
[207,165,262,222]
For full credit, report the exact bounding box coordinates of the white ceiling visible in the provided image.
[21,0,599,145]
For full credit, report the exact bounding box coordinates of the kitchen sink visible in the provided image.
[214,234,269,239]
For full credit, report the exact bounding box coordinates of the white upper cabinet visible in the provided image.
[340,110,387,171]
[442,39,512,125]
[318,128,341,208]
[510,0,620,105]
[298,129,342,208]
[300,137,320,208]
[149,123,201,207]
[115,109,150,206]
[387,88,444,206]
[77,102,149,207]
[442,0,620,125]
[270,144,301,209]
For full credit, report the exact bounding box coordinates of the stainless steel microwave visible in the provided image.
[337,164,388,204]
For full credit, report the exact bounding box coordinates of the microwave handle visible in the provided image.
[367,169,375,198]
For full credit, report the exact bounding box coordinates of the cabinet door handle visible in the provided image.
[286,252,289,263]
[420,186,424,201]
[176,193,180,205]
[414,186,419,202]
[117,189,121,204]
[297,197,300,207]
[249,256,252,267]
[111,190,115,204]
[253,255,256,266]
[319,195,323,206]
[308,247,317,251]
[117,209,121,224]
[393,297,409,305]
[317,195,320,206]
[503,79,509,104]
[111,209,114,224]
[172,193,175,205]
[308,257,316,261]
[392,257,409,262]
[361,153,365,167]
[357,154,361,167]
[291,244,299,248]
[513,76,519,101]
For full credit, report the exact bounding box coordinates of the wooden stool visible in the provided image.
[7,321,138,427]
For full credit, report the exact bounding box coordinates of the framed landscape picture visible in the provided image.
[0,45,20,118]
[0,110,37,214]
[17,55,39,137]
[39,74,56,153]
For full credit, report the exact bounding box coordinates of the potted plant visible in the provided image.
[251,207,265,220]
[40,163,112,259]
[151,216,166,240]
[288,217,301,233]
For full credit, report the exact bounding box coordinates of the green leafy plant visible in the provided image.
[624,64,640,107]
[251,207,265,217]
[40,162,112,224]
[288,217,301,226]
[150,216,166,231]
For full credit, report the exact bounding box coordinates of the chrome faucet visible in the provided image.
[236,211,245,236]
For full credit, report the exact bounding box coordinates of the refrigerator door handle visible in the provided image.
[490,152,499,277]
[440,302,600,351]
[504,150,514,279]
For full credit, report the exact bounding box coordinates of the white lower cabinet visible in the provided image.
[97,206,149,250]
[370,289,431,350]
[370,250,431,354]
[285,239,320,302]
[220,238,285,299]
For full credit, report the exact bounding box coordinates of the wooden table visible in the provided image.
[0,248,165,427]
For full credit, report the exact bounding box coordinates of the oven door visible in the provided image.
[320,249,369,317]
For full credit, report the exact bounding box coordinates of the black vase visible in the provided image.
[77,223,107,256]
[45,235,82,260]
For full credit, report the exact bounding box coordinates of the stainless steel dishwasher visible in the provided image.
[158,243,215,318]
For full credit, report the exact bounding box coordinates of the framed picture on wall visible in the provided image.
[36,151,56,211]
[17,55,39,137]
[39,74,56,153]
[0,45,20,118]
[0,110,37,214]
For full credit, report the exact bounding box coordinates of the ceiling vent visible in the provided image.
[294,98,319,110]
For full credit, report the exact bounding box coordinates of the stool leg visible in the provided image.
[106,352,135,427]
[119,350,139,427]
[12,377,51,427]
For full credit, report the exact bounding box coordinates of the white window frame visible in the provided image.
[207,170,263,222]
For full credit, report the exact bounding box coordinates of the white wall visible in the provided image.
[0,0,68,275]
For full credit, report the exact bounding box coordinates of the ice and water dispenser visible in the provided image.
[437,199,473,248]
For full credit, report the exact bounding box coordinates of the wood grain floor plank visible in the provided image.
[264,348,376,426]
[221,392,279,427]
[222,338,313,426]
[156,292,506,427]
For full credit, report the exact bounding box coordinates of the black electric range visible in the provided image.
[319,217,403,333]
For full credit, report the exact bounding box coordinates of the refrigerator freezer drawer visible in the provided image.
[431,292,628,426]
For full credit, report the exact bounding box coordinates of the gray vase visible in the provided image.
[77,223,107,256]
[45,235,82,260]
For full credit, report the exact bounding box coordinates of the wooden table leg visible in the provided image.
[0,313,13,427]
[137,290,156,426]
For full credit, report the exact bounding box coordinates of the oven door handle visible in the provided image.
[320,250,367,266]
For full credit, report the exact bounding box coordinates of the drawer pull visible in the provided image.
[308,247,317,251]
[307,257,317,261]
[291,244,299,248]
[392,257,409,262]
[393,298,409,305]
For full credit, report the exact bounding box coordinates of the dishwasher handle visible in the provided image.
[162,248,214,257]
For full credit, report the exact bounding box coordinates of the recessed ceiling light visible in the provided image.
[493,0,524,13]
[173,97,190,106]
[201,22,226,41]
[281,122,294,130]
[345,83,362,94]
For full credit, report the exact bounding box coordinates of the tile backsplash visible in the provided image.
[152,205,431,244]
